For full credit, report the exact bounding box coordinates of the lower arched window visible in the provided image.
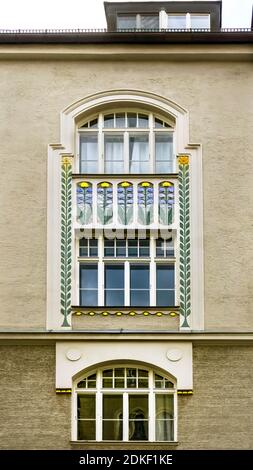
[74,365,176,442]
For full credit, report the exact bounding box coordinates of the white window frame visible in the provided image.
[76,110,175,175]
[73,365,177,442]
[75,236,177,307]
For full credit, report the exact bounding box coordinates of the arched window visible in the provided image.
[74,364,176,442]
[78,110,175,174]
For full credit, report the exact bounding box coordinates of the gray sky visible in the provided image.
[0,0,252,29]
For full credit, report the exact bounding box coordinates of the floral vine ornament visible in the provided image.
[178,155,191,329]
[61,156,73,327]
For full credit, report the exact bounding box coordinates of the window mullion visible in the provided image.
[123,392,129,441]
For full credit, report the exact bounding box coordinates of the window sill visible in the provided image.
[70,441,179,449]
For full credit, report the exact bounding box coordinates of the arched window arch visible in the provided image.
[77,109,175,175]
[73,364,177,442]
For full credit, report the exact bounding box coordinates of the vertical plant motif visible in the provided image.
[77,181,92,225]
[178,156,191,328]
[97,182,113,225]
[117,181,133,225]
[61,157,72,327]
[138,182,154,225]
[159,181,174,225]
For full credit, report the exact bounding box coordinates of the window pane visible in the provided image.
[139,239,150,257]
[138,114,149,128]
[155,118,164,128]
[131,290,149,306]
[167,14,187,29]
[103,395,123,419]
[89,239,98,256]
[128,239,138,257]
[105,135,124,173]
[127,113,137,127]
[115,113,125,128]
[78,420,96,440]
[105,265,124,288]
[79,238,88,257]
[104,239,114,257]
[156,237,174,257]
[104,114,114,128]
[116,240,126,257]
[140,15,159,29]
[155,394,174,441]
[156,290,175,306]
[80,135,98,173]
[80,264,98,289]
[80,290,98,306]
[130,135,149,163]
[129,395,148,441]
[156,265,174,289]
[105,290,124,306]
[115,368,125,377]
[130,265,149,289]
[191,14,210,29]
[117,15,136,29]
[78,395,95,419]
[155,134,173,160]
[89,118,98,128]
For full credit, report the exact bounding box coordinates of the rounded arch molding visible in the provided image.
[60,89,190,153]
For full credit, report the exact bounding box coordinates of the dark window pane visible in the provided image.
[104,239,114,257]
[80,289,98,307]
[115,379,125,388]
[80,264,98,288]
[79,237,88,257]
[138,114,149,128]
[116,240,126,257]
[139,239,150,257]
[127,113,137,127]
[156,239,164,257]
[155,394,174,441]
[89,239,98,256]
[156,290,175,306]
[103,420,123,440]
[105,290,124,306]
[156,265,174,289]
[154,118,164,128]
[128,239,138,257]
[103,369,113,377]
[130,290,149,306]
[103,395,123,419]
[117,15,136,29]
[130,265,149,289]
[89,118,98,128]
[78,395,95,419]
[103,378,113,388]
[78,420,96,440]
[104,114,114,128]
[129,395,148,441]
[115,368,125,377]
[138,378,149,388]
[105,265,124,288]
[139,369,148,377]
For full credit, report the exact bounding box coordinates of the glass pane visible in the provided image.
[80,289,98,307]
[129,395,148,441]
[191,14,210,29]
[78,420,95,440]
[103,420,123,440]
[115,378,125,388]
[138,114,149,128]
[103,369,113,377]
[103,378,113,388]
[104,114,114,128]
[104,239,114,257]
[155,118,164,128]
[105,135,124,173]
[116,240,126,257]
[130,290,149,306]
[130,265,149,289]
[129,135,149,162]
[79,238,88,257]
[156,290,175,307]
[105,265,124,288]
[127,113,137,128]
[140,15,159,29]
[139,239,150,257]
[128,239,138,257]
[155,394,174,441]
[80,135,98,173]
[139,369,148,377]
[115,113,125,128]
[87,380,96,388]
[138,378,149,388]
[167,14,187,29]
[105,290,124,306]
[103,395,123,419]
[130,161,149,173]
[78,395,95,419]
[117,15,136,29]
[156,265,174,289]
[156,238,174,257]
[89,239,98,256]
[115,368,125,377]
[155,134,173,161]
[77,379,86,388]
[89,118,98,128]
[80,264,98,289]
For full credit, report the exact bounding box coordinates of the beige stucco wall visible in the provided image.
[0,46,253,329]
[0,343,252,450]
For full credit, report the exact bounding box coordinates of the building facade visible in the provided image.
[1,1,253,449]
